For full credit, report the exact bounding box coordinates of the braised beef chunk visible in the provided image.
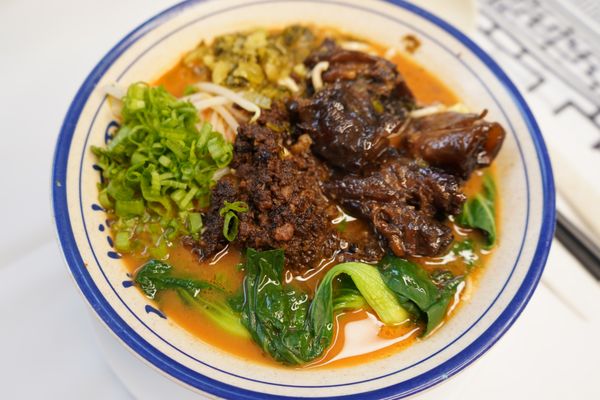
[402,112,506,178]
[195,40,506,271]
[372,203,453,257]
[289,41,415,171]
[303,39,414,105]
[290,81,393,171]
[325,156,464,257]
[325,156,465,216]
[195,123,340,271]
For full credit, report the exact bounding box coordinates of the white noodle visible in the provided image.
[215,114,225,135]
[277,77,299,93]
[311,61,330,91]
[213,105,239,142]
[385,118,411,139]
[187,92,212,101]
[182,91,216,103]
[340,41,372,52]
[409,104,445,118]
[409,103,469,118]
[210,110,219,129]
[184,92,236,141]
[103,83,126,99]
[195,82,261,122]
[212,167,230,181]
[213,105,238,131]
[107,97,123,119]
[190,96,231,111]
[179,83,266,142]
[224,104,250,123]
[447,103,470,113]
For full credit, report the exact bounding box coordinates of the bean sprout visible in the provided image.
[311,61,330,91]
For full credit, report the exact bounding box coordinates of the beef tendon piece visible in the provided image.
[304,39,414,103]
[403,111,506,178]
[289,40,416,171]
[194,123,341,271]
[371,203,454,257]
[326,156,465,216]
[325,156,465,257]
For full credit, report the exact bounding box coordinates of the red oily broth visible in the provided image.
[121,32,498,369]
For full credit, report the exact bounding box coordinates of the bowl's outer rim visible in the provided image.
[51,0,556,399]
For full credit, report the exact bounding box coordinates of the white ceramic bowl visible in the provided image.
[52,0,555,398]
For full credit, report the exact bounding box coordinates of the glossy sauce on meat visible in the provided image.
[291,40,415,171]
[289,40,504,261]
[122,33,500,369]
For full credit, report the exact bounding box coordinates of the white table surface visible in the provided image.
[1,1,599,399]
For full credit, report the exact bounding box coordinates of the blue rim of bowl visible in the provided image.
[51,0,556,398]
[73,0,529,393]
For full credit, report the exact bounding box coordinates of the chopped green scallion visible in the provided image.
[207,137,233,168]
[158,155,171,167]
[219,201,248,241]
[219,201,249,215]
[114,231,132,252]
[91,82,233,255]
[222,211,239,242]
[188,212,203,234]
[115,199,145,217]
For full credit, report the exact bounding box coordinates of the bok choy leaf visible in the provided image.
[457,173,497,248]
[177,289,249,339]
[378,255,463,335]
[136,252,464,365]
[332,288,366,313]
[240,249,409,365]
[134,259,248,338]
[240,248,315,364]
[135,259,216,299]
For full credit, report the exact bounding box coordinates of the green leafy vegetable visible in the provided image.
[313,262,409,326]
[332,288,366,313]
[92,82,233,255]
[457,173,497,248]
[219,201,249,214]
[219,201,249,241]
[139,251,464,365]
[240,249,409,365]
[177,289,249,339]
[188,212,203,235]
[135,259,216,299]
[240,248,314,364]
[425,270,463,334]
[378,255,463,335]
[134,259,248,338]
